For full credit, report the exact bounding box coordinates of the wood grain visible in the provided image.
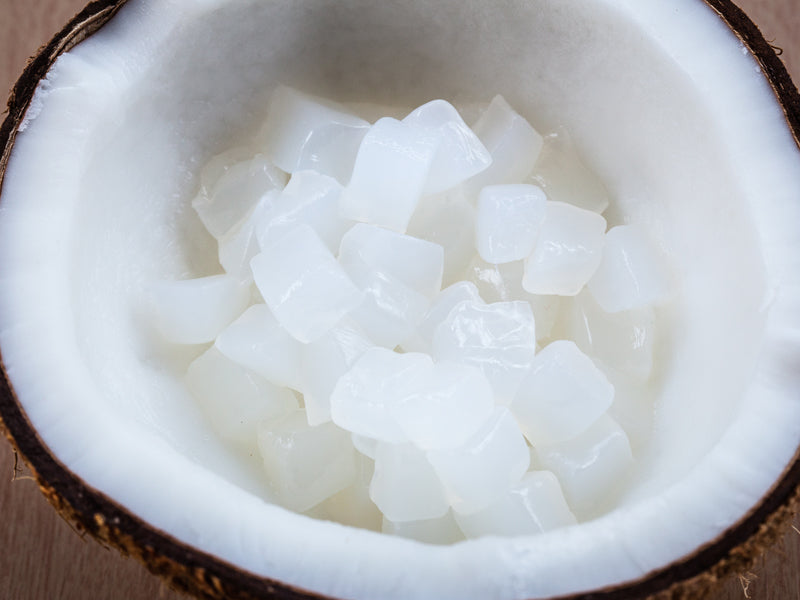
[0,0,798,598]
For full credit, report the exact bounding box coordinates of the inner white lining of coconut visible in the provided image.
[1,0,799,598]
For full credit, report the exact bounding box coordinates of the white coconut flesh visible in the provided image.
[0,0,799,598]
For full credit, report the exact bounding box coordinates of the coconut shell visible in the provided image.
[0,1,798,599]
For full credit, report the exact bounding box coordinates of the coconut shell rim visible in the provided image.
[0,1,798,599]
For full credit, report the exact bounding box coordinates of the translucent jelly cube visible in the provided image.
[475,184,547,264]
[370,442,449,522]
[454,471,577,538]
[311,453,381,531]
[428,408,530,515]
[251,225,363,343]
[218,191,277,280]
[463,257,561,343]
[587,225,672,313]
[339,224,444,347]
[340,118,439,232]
[527,130,610,214]
[464,256,525,304]
[258,409,357,513]
[431,300,537,404]
[351,433,378,459]
[403,99,491,194]
[186,347,298,445]
[534,414,634,517]
[192,152,287,239]
[197,146,253,192]
[512,340,614,445]
[467,95,544,190]
[344,270,430,349]
[559,292,656,381]
[383,511,464,545]
[406,189,476,287]
[402,281,484,354]
[339,224,444,299]
[528,294,563,344]
[301,321,373,426]
[256,170,352,254]
[151,274,250,344]
[330,348,432,443]
[260,86,370,184]
[215,303,304,391]
[392,361,495,451]
[522,201,607,296]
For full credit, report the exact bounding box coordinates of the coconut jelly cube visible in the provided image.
[534,414,634,517]
[256,170,352,254]
[464,256,522,304]
[370,442,450,523]
[512,340,614,445]
[391,361,495,451]
[339,224,444,299]
[431,300,537,404]
[340,118,439,232]
[560,292,656,381]
[310,452,381,531]
[330,347,432,443]
[251,225,363,343]
[467,95,544,190]
[406,189,476,287]
[527,130,610,214]
[197,146,253,192]
[383,511,464,545]
[351,433,378,459]
[462,259,561,342]
[454,471,577,538]
[475,184,548,264]
[258,409,357,513]
[587,225,672,313]
[402,281,484,353]
[339,224,444,347]
[193,152,287,239]
[218,191,277,280]
[260,86,370,184]
[301,321,373,426]
[428,408,530,515]
[186,347,299,445]
[402,99,491,194]
[528,293,563,344]
[214,303,304,391]
[522,201,607,296]
[344,270,430,349]
[151,274,250,344]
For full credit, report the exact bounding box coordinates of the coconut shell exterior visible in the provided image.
[0,1,798,599]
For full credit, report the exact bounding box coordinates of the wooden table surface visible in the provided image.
[1,1,799,599]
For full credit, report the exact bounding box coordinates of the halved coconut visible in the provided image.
[1,1,799,599]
